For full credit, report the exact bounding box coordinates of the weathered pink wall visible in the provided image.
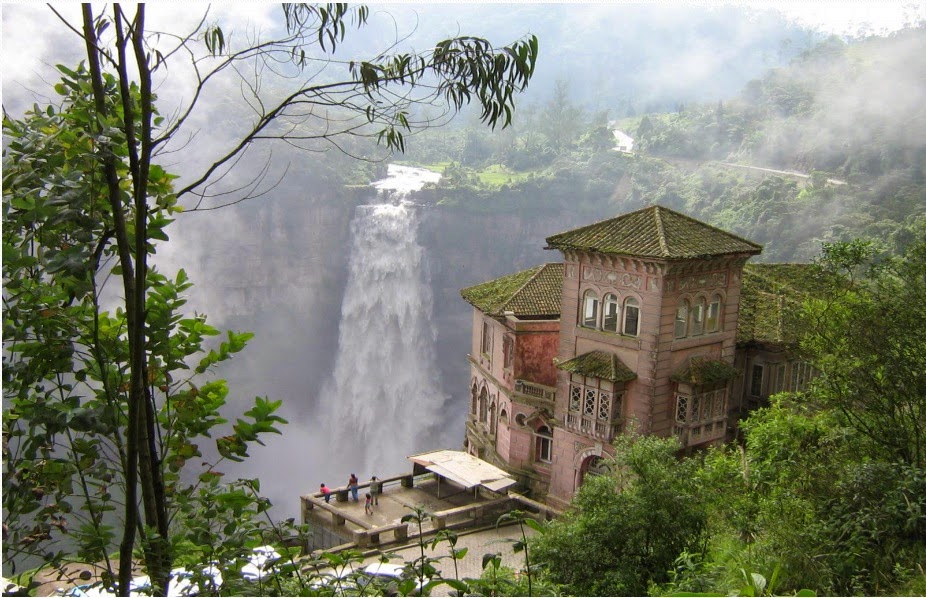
[514,328,559,386]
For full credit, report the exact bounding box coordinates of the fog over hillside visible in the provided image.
[4,3,924,520]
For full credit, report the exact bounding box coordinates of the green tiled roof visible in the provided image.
[737,263,834,345]
[545,205,762,259]
[671,356,739,386]
[555,350,637,382]
[460,263,563,317]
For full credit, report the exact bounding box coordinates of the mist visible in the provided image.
[4,3,922,522]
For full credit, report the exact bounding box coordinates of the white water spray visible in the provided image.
[320,165,447,476]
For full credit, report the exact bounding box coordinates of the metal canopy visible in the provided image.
[408,449,516,492]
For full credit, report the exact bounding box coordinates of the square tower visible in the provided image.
[543,206,762,506]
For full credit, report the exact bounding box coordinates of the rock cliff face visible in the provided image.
[421,204,614,431]
[160,181,363,421]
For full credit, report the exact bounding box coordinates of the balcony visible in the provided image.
[565,412,622,442]
[674,389,728,447]
[513,380,556,407]
[674,419,727,447]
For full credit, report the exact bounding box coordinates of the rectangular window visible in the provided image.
[675,395,689,423]
[677,388,728,439]
[597,391,611,420]
[767,363,786,395]
[502,335,514,369]
[788,361,816,392]
[536,434,553,462]
[713,390,726,417]
[584,388,596,416]
[750,364,764,397]
[691,396,701,422]
[702,394,714,419]
[569,384,582,411]
[481,321,492,355]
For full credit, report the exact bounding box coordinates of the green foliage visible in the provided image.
[733,399,849,592]
[399,86,628,218]
[348,32,538,153]
[531,434,706,596]
[659,389,926,597]
[4,3,541,591]
[466,560,560,597]
[2,62,289,588]
[804,237,926,467]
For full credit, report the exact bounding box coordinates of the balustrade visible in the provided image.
[566,412,620,441]
[514,379,556,401]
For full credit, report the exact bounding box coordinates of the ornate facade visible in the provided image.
[460,206,819,507]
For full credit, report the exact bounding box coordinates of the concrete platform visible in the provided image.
[301,474,517,551]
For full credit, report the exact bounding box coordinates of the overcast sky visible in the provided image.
[3,1,924,114]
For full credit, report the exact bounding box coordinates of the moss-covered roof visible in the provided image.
[737,263,835,345]
[555,350,637,382]
[460,263,563,317]
[460,262,830,346]
[545,205,762,259]
[671,356,739,386]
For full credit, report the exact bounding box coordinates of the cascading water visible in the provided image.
[319,165,447,477]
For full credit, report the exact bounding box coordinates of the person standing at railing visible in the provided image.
[369,476,381,505]
[348,473,359,502]
[320,483,331,503]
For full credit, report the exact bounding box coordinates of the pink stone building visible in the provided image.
[461,206,821,507]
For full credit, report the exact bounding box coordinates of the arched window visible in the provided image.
[706,294,722,333]
[602,293,619,332]
[675,300,689,338]
[489,401,497,435]
[691,297,706,336]
[479,391,489,423]
[579,455,613,486]
[471,383,478,416]
[499,408,509,427]
[582,290,599,328]
[535,426,553,463]
[586,456,612,477]
[623,297,640,336]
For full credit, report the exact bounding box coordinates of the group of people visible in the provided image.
[318,474,381,516]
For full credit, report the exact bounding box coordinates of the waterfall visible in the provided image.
[319,165,447,477]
